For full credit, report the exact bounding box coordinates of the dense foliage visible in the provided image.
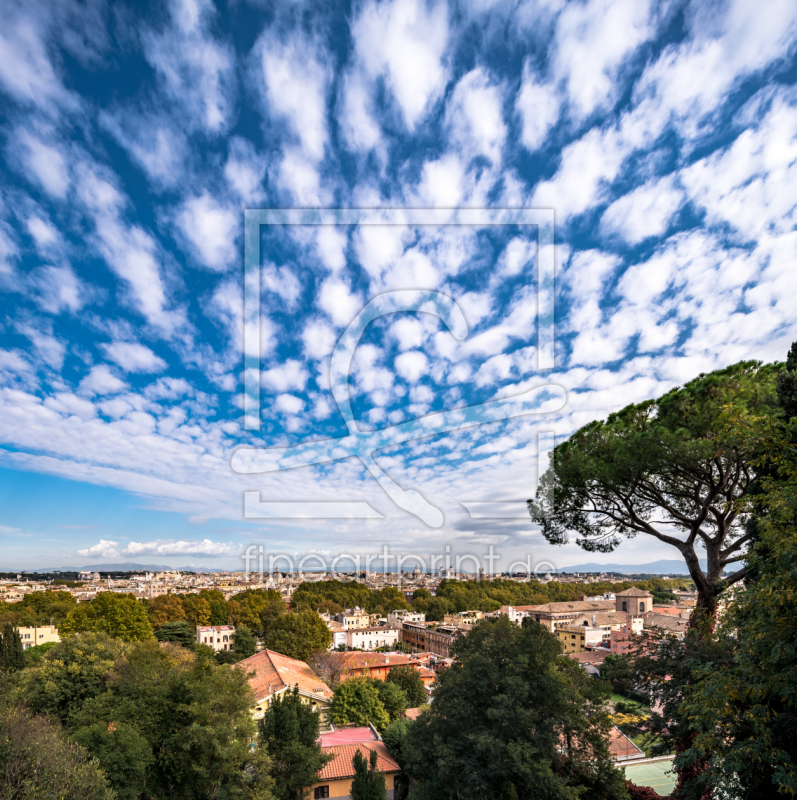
[261,609,332,661]
[404,617,629,800]
[329,678,391,732]
[259,687,330,800]
[14,633,274,800]
[386,665,427,708]
[61,592,155,642]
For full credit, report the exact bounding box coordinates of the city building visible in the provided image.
[346,626,399,651]
[311,726,401,800]
[614,587,654,615]
[234,649,334,725]
[399,620,428,653]
[196,625,236,652]
[335,652,435,687]
[334,610,371,629]
[386,609,425,627]
[556,624,609,653]
[443,610,483,627]
[15,625,60,650]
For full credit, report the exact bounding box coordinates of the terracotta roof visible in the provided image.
[608,726,645,760]
[615,587,653,597]
[516,600,616,614]
[316,741,400,781]
[644,614,688,633]
[337,652,414,670]
[318,727,378,747]
[235,649,333,703]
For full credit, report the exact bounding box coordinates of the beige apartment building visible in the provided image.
[443,610,483,627]
[196,625,236,651]
[16,625,60,649]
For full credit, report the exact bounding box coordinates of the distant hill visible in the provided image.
[558,559,706,575]
[28,563,228,574]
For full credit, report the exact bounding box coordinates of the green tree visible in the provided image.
[374,680,407,722]
[329,679,390,732]
[262,610,331,662]
[350,748,387,800]
[147,593,186,629]
[382,719,412,800]
[0,703,115,800]
[386,666,427,708]
[17,632,126,721]
[228,590,284,638]
[404,617,628,800]
[22,640,58,666]
[61,592,155,642]
[71,721,152,800]
[232,624,257,658]
[419,596,453,622]
[529,360,781,618]
[198,589,229,625]
[181,593,211,628]
[154,619,195,648]
[673,415,797,798]
[258,686,330,800]
[0,622,25,672]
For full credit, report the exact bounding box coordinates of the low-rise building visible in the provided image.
[556,625,608,653]
[498,606,528,625]
[196,625,236,652]
[386,609,425,627]
[326,620,347,650]
[234,649,334,725]
[424,624,463,658]
[335,610,371,630]
[335,652,435,687]
[399,620,428,653]
[311,727,401,800]
[16,625,60,650]
[443,610,483,627]
[346,626,399,651]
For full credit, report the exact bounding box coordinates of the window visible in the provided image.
[639,603,645,613]
[314,786,330,798]
[622,601,628,612]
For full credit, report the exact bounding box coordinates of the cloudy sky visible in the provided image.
[1,0,796,573]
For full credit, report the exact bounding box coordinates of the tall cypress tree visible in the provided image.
[350,748,387,800]
[0,623,25,672]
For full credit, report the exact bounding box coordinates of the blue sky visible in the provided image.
[1,0,797,572]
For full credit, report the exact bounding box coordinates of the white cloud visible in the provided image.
[274,393,305,414]
[26,216,59,249]
[143,0,235,133]
[44,392,96,420]
[352,0,449,130]
[100,110,186,189]
[601,174,684,244]
[302,319,337,360]
[77,163,184,334]
[259,36,329,162]
[338,71,383,153]
[77,539,120,559]
[318,279,363,327]
[224,137,266,203]
[17,325,66,369]
[176,192,238,271]
[395,350,429,382]
[516,65,561,152]
[16,130,70,198]
[390,317,425,351]
[78,365,129,396]
[122,538,239,557]
[27,265,89,314]
[554,0,656,119]
[446,67,506,164]
[262,263,301,308]
[100,342,167,373]
[0,16,77,112]
[262,359,309,392]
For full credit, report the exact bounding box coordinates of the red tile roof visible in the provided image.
[318,727,378,747]
[316,741,400,781]
[235,649,333,703]
[338,652,414,670]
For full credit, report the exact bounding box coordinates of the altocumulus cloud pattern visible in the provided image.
[0,0,796,569]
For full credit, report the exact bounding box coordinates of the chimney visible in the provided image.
[579,594,587,601]
[592,615,596,627]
